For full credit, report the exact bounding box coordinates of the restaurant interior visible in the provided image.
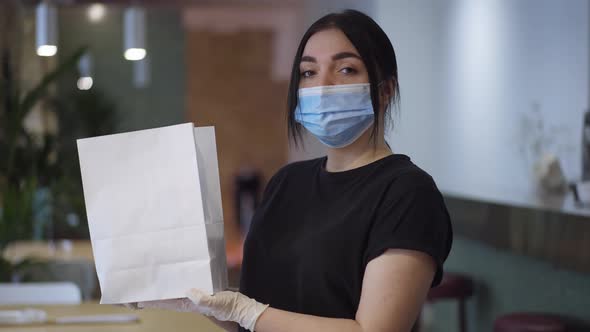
[1,0,589,331]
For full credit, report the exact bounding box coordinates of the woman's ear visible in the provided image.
[383,79,395,100]
[379,79,395,105]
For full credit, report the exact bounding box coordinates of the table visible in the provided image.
[3,240,94,263]
[0,302,224,331]
[3,241,97,300]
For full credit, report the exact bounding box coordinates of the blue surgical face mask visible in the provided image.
[295,83,374,148]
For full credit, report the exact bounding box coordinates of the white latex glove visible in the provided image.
[138,289,269,332]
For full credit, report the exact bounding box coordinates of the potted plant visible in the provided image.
[0,40,87,280]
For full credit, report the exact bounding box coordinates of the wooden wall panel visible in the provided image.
[185,28,289,263]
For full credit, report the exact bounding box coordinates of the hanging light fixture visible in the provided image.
[77,53,93,90]
[36,1,58,57]
[133,56,150,88]
[123,6,146,61]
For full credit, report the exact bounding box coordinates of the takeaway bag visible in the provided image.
[77,123,228,304]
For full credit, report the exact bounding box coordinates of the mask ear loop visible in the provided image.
[377,79,394,151]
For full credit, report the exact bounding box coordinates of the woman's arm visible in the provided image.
[253,248,436,332]
[140,248,435,332]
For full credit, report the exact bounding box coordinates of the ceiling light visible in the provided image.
[36,2,58,57]
[123,7,146,61]
[87,3,106,23]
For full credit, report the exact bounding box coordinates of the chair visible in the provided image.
[416,272,474,332]
[494,313,567,332]
[0,282,82,305]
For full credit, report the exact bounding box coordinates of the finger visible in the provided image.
[186,289,218,315]
[186,288,211,305]
[139,298,197,312]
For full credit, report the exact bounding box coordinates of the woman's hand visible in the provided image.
[137,289,269,332]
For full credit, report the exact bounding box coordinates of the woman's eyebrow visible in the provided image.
[300,52,362,64]
[301,55,316,63]
[332,52,361,61]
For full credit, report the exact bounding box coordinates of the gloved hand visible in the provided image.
[138,289,269,332]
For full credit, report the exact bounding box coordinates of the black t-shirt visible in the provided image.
[238,154,452,328]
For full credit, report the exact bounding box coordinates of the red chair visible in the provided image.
[494,313,566,332]
[417,273,474,332]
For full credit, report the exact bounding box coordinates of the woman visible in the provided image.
[141,9,452,332]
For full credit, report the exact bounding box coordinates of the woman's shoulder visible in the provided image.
[272,157,325,179]
[379,155,440,193]
[263,157,324,191]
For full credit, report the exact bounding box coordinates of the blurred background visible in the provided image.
[1,0,589,331]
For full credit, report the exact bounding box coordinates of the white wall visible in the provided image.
[377,0,589,203]
[373,0,445,173]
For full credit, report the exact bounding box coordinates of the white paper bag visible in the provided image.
[77,123,228,304]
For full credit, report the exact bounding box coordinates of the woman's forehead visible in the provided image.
[302,28,360,59]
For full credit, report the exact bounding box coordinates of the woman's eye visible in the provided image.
[300,70,314,78]
[340,67,357,74]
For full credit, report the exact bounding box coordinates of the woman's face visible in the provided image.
[299,28,370,89]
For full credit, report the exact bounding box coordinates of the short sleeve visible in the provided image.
[363,182,453,287]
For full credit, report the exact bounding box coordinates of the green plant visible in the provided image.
[1,49,119,241]
[48,84,119,238]
[0,46,87,188]
[1,47,88,280]
[0,177,41,282]
[0,177,36,252]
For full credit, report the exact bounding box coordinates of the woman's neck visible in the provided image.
[324,127,393,172]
